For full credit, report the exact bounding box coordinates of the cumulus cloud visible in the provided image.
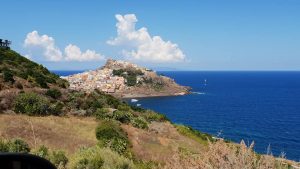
[64,44,104,61]
[24,31,63,61]
[24,31,104,62]
[107,14,185,62]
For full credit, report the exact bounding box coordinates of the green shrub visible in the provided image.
[95,120,129,154]
[8,139,30,153]
[50,150,68,168]
[113,69,125,76]
[126,75,137,86]
[143,110,168,122]
[105,94,122,108]
[50,102,64,116]
[14,92,51,116]
[34,74,48,88]
[110,137,128,155]
[46,88,62,99]
[34,145,49,159]
[113,110,133,124]
[3,70,15,83]
[0,139,9,152]
[94,108,111,120]
[117,104,132,111]
[56,79,69,88]
[69,146,136,169]
[76,156,104,169]
[131,117,148,129]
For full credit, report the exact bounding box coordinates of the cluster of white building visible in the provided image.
[62,68,126,93]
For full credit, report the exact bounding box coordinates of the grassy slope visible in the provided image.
[0,48,68,89]
[0,114,97,154]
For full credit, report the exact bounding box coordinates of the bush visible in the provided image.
[76,156,104,169]
[110,137,128,154]
[126,75,137,86]
[143,110,169,122]
[50,102,64,116]
[50,150,68,168]
[14,92,51,116]
[8,139,30,153]
[3,70,15,83]
[131,117,148,129]
[0,139,9,152]
[113,110,133,124]
[46,88,62,99]
[34,145,49,159]
[95,120,129,154]
[34,74,48,88]
[113,69,125,76]
[117,104,132,111]
[94,108,111,120]
[69,146,136,169]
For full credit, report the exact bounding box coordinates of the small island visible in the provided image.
[62,59,190,98]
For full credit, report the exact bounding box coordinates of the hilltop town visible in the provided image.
[62,59,190,98]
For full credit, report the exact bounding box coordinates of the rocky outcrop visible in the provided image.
[63,59,190,98]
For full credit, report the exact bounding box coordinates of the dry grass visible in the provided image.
[1,114,299,169]
[163,140,300,169]
[122,121,206,163]
[0,114,97,154]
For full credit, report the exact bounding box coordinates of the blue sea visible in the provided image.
[54,71,300,161]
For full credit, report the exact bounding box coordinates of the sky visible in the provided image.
[1,0,300,71]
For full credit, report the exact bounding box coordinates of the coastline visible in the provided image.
[114,90,190,99]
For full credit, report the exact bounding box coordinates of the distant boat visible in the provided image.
[131,99,138,103]
[137,104,141,107]
[204,79,207,86]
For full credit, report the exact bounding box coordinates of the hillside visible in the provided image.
[63,59,190,98]
[0,48,68,89]
[0,49,299,169]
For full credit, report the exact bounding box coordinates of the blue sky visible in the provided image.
[1,0,300,70]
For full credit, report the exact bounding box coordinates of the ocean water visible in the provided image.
[54,71,300,161]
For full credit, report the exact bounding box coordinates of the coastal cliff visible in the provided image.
[63,59,190,98]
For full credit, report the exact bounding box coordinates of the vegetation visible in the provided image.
[0,48,69,88]
[46,88,62,99]
[95,120,129,154]
[176,124,213,145]
[0,138,30,153]
[112,68,144,86]
[141,110,169,122]
[131,117,148,129]
[51,150,68,168]
[1,49,298,168]
[3,70,15,83]
[69,146,136,169]
[14,93,52,116]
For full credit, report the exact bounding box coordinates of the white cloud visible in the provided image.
[24,31,63,61]
[24,31,105,62]
[65,44,104,61]
[107,14,185,62]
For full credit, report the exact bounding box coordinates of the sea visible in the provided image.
[53,71,300,161]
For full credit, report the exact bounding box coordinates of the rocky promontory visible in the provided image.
[62,59,190,98]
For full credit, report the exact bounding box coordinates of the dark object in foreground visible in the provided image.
[0,153,56,169]
[0,39,11,49]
